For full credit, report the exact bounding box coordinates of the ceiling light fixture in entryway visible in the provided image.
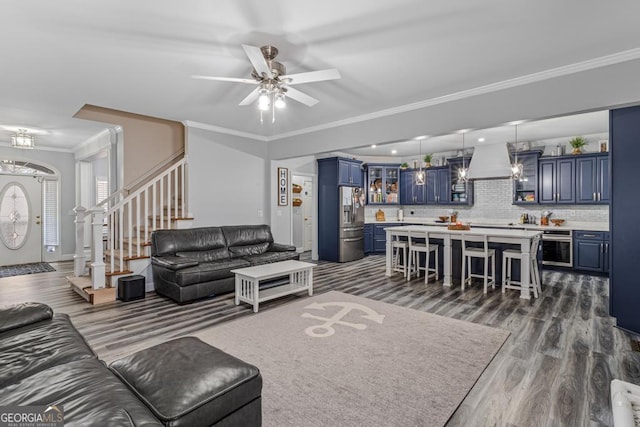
[11,129,35,149]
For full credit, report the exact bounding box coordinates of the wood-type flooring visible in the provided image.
[0,255,638,426]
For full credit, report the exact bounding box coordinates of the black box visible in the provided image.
[118,275,145,302]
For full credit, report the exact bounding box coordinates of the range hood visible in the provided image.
[466,142,513,180]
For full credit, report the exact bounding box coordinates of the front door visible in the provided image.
[0,176,42,266]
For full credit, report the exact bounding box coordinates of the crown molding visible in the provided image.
[183,120,268,142]
[0,141,73,153]
[268,48,640,141]
[71,128,113,153]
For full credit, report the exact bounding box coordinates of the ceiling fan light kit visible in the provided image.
[193,44,340,123]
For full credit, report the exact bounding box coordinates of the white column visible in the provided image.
[90,208,106,289]
[443,234,452,287]
[73,206,87,277]
[520,237,532,300]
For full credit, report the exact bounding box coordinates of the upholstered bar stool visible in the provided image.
[502,234,542,298]
[461,234,496,294]
[407,230,439,284]
[391,234,409,277]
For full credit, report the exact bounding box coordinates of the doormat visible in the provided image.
[0,262,56,278]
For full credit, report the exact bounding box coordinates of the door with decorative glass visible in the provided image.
[0,175,42,266]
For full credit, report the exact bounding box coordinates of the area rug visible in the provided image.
[195,291,509,427]
[0,262,55,278]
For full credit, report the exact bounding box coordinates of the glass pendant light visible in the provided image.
[458,132,468,183]
[415,138,425,185]
[511,124,524,181]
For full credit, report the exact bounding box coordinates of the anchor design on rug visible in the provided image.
[301,301,385,338]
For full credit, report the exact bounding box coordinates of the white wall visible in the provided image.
[269,156,317,256]
[186,126,269,227]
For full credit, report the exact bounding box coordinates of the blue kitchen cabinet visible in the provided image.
[512,151,541,204]
[447,157,473,205]
[364,224,374,254]
[366,164,401,205]
[573,230,609,273]
[539,157,575,204]
[425,167,449,204]
[576,154,609,204]
[400,169,426,205]
[373,223,399,253]
[337,158,363,187]
[610,105,640,334]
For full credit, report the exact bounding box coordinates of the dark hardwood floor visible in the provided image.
[1,256,638,426]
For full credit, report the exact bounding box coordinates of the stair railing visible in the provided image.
[74,158,188,288]
[106,158,188,276]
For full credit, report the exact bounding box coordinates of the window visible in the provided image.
[43,179,59,246]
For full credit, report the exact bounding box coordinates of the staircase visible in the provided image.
[67,158,191,304]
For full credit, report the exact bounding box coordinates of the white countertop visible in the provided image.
[366,217,609,231]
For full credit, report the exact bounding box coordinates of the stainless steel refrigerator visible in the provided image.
[339,186,365,262]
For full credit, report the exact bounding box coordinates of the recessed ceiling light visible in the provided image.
[414,135,428,140]
[371,144,377,148]
[478,137,485,142]
[391,150,397,154]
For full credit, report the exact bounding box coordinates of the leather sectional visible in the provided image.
[151,225,299,304]
[0,302,262,426]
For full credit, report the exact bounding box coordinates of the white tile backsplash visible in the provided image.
[365,178,609,224]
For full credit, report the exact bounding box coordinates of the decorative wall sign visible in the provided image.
[277,167,288,206]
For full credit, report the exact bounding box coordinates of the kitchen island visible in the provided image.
[385,225,543,299]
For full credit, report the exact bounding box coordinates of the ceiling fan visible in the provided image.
[193,44,341,122]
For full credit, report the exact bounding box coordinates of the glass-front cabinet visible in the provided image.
[367,164,400,204]
[512,151,541,204]
[447,157,473,205]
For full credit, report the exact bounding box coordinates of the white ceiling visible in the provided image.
[0,1,638,151]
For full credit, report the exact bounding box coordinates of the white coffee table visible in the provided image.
[231,260,315,313]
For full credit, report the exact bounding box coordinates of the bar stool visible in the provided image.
[391,234,409,277]
[407,230,439,284]
[461,234,496,294]
[502,234,542,298]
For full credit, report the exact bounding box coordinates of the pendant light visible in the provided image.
[458,132,468,183]
[511,124,524,181]
[415,138,425,185]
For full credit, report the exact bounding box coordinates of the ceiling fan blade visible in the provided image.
[239,87,260,106]
[192,75,258,84]
[285,87,319,107]
[281,69,341,85]
[242,44,273,79]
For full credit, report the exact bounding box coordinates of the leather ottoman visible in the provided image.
[109,337,262,427]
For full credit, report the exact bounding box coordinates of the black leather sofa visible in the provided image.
[0,302,262,426]
[151,225,299,304]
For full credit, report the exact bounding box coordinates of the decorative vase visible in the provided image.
[572,148,582,155]
[425,162,431,168]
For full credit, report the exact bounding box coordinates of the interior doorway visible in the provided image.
[292,174,313,252]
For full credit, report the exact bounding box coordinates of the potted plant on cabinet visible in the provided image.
[423,154,433,167]
[569,136,587,154]
[400,162,409,170]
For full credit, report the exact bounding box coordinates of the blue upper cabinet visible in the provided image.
[399,169,426,205]
[447,157,473,205]
[576,153,609,204]
[539,157,575,204]
[513,151,541,204]
[366,164,400,204]
[337,158,363,187]
[425,167,449,204]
